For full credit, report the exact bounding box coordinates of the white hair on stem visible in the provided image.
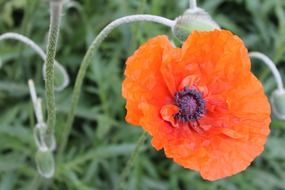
[189,0,197,9]
[28,80,44,124]
[0,32,69,91]
[249,52,284,92]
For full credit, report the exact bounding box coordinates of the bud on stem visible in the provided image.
[172,8,220,41]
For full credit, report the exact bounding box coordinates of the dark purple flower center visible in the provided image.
[174,87,205,123]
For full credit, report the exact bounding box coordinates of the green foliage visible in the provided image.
[0,0,285,189]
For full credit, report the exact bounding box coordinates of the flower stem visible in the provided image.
[0,33,69,91]
[45,1,63,133]
[58,14,174,153]
[28,80,44,124]
[249,52,284,92]
[189,0,197,9]
[116,132,147,190]
[0,33,46,59]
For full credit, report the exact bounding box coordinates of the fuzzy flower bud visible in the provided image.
[172,8,220,41]
[35,150,55,178]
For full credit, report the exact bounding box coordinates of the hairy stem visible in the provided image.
[45,1,63,133]
[116,132,147,190]
[0,33,46,59]
[0,33,69,91]
[28,80,43,124]
[189,0,197,9]
[250,52,284,92]
[58,14,174,153]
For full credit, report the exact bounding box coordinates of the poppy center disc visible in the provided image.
[174,87,205,122]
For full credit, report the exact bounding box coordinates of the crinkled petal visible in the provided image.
[122,36,173,125]
[160,104,179,128]
[181,30,251,94]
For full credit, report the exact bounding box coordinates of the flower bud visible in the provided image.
[271,89,285,120]
[34,123,56,151]
[172,8,220,42]
[35,150,55,178]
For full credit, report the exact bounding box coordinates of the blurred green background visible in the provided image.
[0,0,285,189]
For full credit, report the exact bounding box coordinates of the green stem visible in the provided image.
[189,0,197,9]
[249,52,284,91]
[58,14,174,153]
[116,132,147,190]
[45,1,63,133]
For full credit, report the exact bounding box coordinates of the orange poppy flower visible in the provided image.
[122,30,271,181]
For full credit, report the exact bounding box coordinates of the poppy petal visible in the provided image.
[122,36,173,125]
